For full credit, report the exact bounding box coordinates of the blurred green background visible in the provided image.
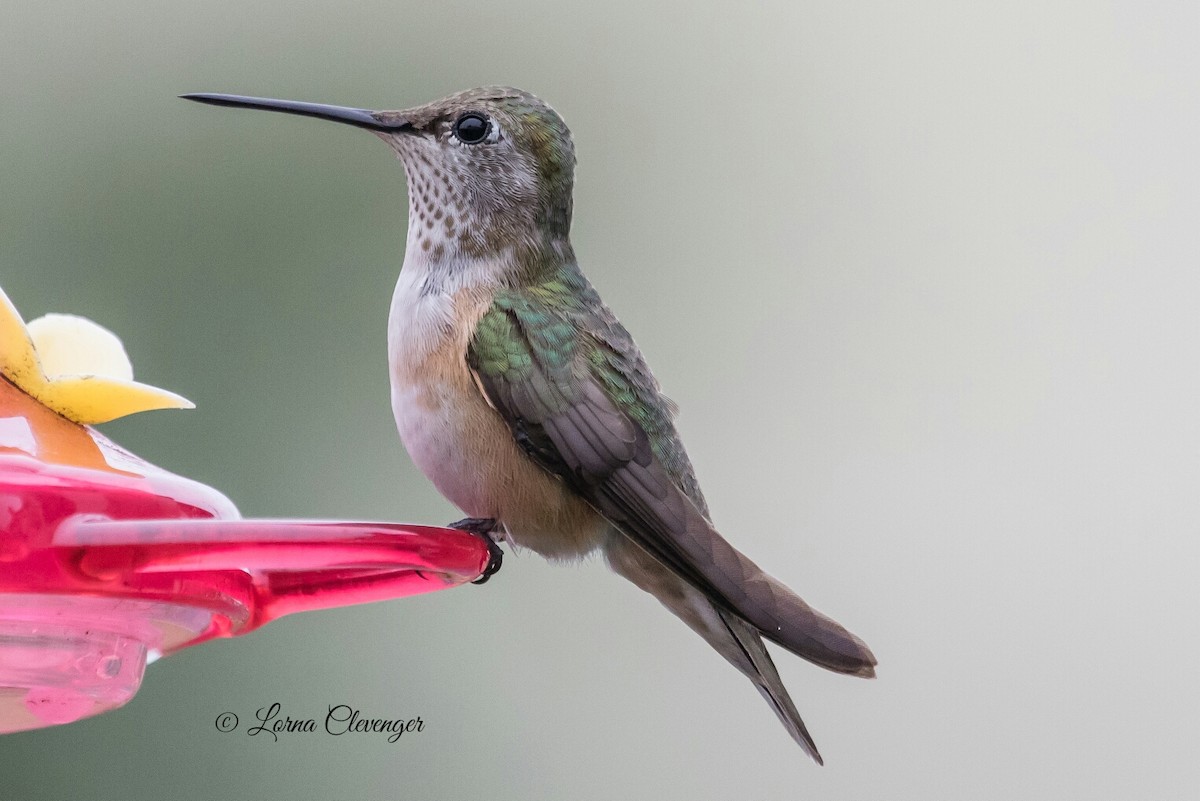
[1,1,1196,798]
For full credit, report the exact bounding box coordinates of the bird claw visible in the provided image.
[448,517,504,584]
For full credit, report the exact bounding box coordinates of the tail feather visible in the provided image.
[604,529,871,763]
[720,607,824,764]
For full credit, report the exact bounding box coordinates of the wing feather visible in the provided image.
[468,289,875,676]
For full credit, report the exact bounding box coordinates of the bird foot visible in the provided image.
[448,517,504,584]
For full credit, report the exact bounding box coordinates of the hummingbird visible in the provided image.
[182,87,876,763]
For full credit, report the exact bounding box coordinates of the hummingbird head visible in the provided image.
[183,87,576,264]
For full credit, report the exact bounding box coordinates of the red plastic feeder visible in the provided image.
[0,375,489,733]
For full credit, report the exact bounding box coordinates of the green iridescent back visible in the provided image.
[470,262,708,516]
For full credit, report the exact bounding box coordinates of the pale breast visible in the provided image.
[387,272,606,560]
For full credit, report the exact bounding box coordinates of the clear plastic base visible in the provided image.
[0,594,214,732]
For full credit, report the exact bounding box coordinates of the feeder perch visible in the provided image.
[0,287,488,733]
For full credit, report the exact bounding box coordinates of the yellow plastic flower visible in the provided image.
[0,286,193,424]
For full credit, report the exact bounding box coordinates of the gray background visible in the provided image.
[1,1,1196,799]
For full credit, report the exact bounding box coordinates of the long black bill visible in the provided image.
[180,93,410,132]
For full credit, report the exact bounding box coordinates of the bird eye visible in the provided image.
[453,113,490,144]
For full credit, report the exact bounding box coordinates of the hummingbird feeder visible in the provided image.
[0,286,489,733]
